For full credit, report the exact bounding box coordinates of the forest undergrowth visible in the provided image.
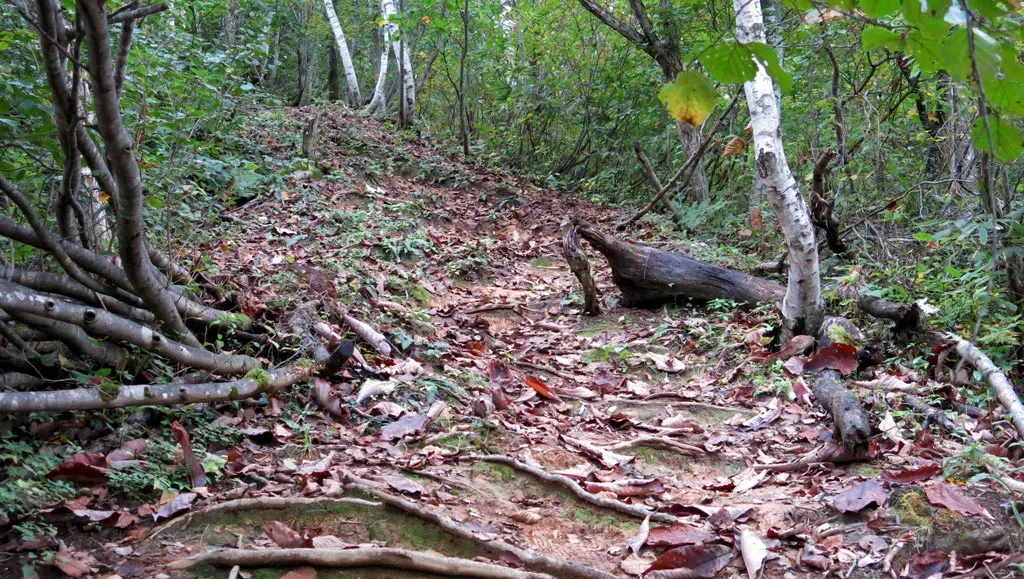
[2,104,1023,579]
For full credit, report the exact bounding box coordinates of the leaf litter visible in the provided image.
[13,106,1024,578]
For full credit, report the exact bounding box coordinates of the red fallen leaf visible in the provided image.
[750,207,763,231]
[646,523,716,547]
[465,341,486,356]
[488,360,514,385]
[906,551,948,579]
[883,463,941,485]
[263,520,312,548]
[170,421,206,488]
[923,482,989,517]
[764,335,815,364]
[804,342,859,375]
[53,550,92,578]
[831,480,887,513]
[583,478,664,497]
[645,543,734,576]
[594,370,620,394]
[281,567,318,579]
[379,413,430,441]
[524,376,561,401]
[153,492,197,521]
[46,452,109,485]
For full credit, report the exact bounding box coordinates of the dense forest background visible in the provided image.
[3,0,1021,366]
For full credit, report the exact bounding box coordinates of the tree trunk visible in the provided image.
[734,0,824,342]
[395,0,416,126]
[675,122,709,203]
[366,0,395,114]
[322,0,362,106]
[458,0,471,155]
[327,44,341,102]
[295,36,312,107]
[751,0,784,211]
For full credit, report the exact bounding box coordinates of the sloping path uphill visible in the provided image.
[61,105,1024,578]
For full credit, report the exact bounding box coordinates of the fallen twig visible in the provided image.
[343,474,617,579]
[753,443,863,472]
[950,334,1024,440]
[168,547,555,578]
[601,436,706,456]
[150,496,380,539]
[468,455,678,525]
[904,394,959,433]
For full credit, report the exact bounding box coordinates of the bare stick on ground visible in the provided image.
[468,455,678,525]
[809,318,871,455]
[169,547,556,578]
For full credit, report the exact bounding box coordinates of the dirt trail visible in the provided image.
[125,107,1022,579]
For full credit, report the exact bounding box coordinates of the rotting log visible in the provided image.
[810,318,871,455]
[569,219,784,307]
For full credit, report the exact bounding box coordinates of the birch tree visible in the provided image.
[734,0,824,340]
[366,0,415,122]
[322,0,362,106]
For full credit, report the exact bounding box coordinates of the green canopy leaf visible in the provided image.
[700,41,758,85]
[861,26,903,51]
[972,115,1024,163]
[658,71,719,127]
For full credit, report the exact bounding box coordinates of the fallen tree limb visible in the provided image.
[151,496,380,538]
[468,455,678,525]
[343,474,618,579]
[810,319,871,455]
[952,336,1024,440]
[569,220,784,307]
[904,394,959,434]
[169,547,555,578]
[0,365,312,413]
[339,310,393,357]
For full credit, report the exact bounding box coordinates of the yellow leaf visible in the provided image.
[422,15,430,23]
[98,192,110,204]
[658,71,718,127]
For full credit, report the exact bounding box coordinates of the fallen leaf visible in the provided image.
[53,550,92,578]
[170,421,206,489]
[804,343,859,375]
[356,379,398,404]
[311,535,348,549]
[923,482,989,517]
[153,492,197,521]
[69,509,116,523]
[524,376,561,401]
[620,554,650,576]
[583,478,664,497]
[263,520,311,548]
[46,453,109,485]
[724,137,748,156]
[831,480,886,513]
[281,567,318,579]
[380,414,430,441]
[384,475,426,497]
[737,528,767,579]
[646,543,734,576]
[906,551,948,579]
[883,463,941,485]
[647,523,715,547]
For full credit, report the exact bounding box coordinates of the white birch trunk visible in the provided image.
[322,0,362,106]
[734,0,824,340]
[366,27,391,113]
[393,0,416,125]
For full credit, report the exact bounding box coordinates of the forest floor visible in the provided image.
[6,105,1024,579]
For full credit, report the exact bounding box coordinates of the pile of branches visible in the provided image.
[0,1,319,412]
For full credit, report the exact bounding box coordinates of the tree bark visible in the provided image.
[322,0,362,106]
[569,220,784,307]
[366,0,394,114]
[734,0,824,342]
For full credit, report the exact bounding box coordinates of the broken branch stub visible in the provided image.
[562,223,601,314]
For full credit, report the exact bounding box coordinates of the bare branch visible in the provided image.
[576,0,646,46]
[107,2,167,24]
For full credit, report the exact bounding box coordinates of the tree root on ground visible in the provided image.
[752,443,863,473]
[467,455,678,525]
[168,547,556,578]
[342,473,618,579]
[601,435,706,456]
[150,496,381,539]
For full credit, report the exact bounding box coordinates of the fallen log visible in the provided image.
[562,224,601,314]
[569,220,784,307]
[809,318,871,455]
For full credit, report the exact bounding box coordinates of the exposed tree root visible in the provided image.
[0,366,312,413]
[169,547,556,578]
[151,496,381,539]
[342,474,619,579]
[602,435,706,456]
[467,455,678,525]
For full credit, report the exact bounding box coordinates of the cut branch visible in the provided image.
[562,224,601,315]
